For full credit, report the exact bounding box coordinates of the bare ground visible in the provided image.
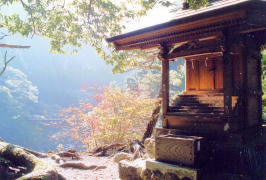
[44,153,119,180]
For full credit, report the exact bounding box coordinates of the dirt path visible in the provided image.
[45,153,119,180]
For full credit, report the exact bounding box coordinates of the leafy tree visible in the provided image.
[261,49,266,119]
[126,59,185,99]
[0,0,153,73]
[0,0,210,73]
[60,85,158,149]
[184,0,211,9]
[262,48,266,78]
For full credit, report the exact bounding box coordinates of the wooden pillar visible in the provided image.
[159,44,170,128]
[244,33,263,127]
[223,30,233,116]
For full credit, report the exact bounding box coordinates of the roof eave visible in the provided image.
[106,0,265,44]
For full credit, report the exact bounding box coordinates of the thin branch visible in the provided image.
[20,0,36,38]
[58,0,66,9]
[0,44,31,49]
[0,51,15,76]
[0,32,10,40]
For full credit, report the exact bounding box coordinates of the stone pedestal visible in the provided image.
[119,159,146,180]
[146,159,200,180]
[118,126,266,180]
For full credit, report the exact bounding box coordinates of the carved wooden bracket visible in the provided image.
[158,43,171,60]
[166,37,225,60]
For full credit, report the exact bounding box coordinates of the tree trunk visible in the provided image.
[142,87,162,143]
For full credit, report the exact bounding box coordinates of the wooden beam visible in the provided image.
[158,44,170,128]
[113,10,245,50]
[116,31,224,51]
[168,49,223,60]
[166,115,240,133]
[167,38,224,60]
[185,52,223,61]
[240,27,266,34]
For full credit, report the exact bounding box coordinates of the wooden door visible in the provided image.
[199,60,215,90]
[186,58,224,93]
[214,58,224,90]
[186,60,199,91]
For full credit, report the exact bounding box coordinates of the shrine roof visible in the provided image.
[107,0,266,50]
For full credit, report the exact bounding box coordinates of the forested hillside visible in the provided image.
[0,34,127,151]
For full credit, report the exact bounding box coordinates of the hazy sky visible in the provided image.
[124,3,176,33]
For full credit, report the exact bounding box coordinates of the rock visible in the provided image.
[163,172,179,180]
[0,142,59,180]
[146,159,198,180]
[57,151,80,160]
[113,152,132,163]
[52,154,61,163]
[11,144,48,158]
[119,159,146,180]
[151,170,163,180]
[0,138,4,142]
[67,149,77,153]
[144,138,155,159]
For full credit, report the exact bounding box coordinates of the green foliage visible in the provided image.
[262,49,266,78]
[126,59,185,99]
[0,0,156,72]
[262,49,266,119]
[0,0,211,73]
[185,0,209,9]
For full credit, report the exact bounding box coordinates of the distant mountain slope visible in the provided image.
[0,34,128,151]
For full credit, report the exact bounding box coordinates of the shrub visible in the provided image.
[60,85,158,150]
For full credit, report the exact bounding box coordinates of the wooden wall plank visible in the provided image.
[186,60,199,91]
[215,57,224,90]
[186,57,225,93]
[199,60,215,90]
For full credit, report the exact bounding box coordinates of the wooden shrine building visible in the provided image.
[107,0,266,179]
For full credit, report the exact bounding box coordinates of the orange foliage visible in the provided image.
[60,85,158,150]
